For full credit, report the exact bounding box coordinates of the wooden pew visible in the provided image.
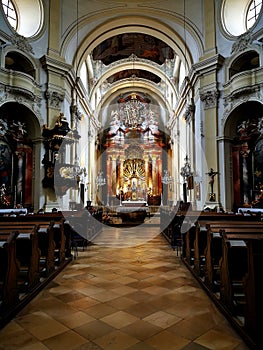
[0,216,67,264]
[171,210,261,265]
[0,222,55,277]
[201,221,263,292]
[0,231,20,313]
[243,237,263,349]
[0,225,40,291]
[0,215,74,329]
[181,217,263,350]
[219,228,263,311]
[36,223,55,276]
[219,231,248,316]
[193,224,207,276]
[182,224,196,266]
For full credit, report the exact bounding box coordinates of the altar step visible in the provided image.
[106,214,160,227]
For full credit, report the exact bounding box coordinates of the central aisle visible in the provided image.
[0,223,249,350]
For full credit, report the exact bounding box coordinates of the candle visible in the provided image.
[14,186,17,208]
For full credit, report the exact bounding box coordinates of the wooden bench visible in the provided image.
[0,215,73,329]
[242,237,263,349]
[220,231,248,316]
[181,217,263,350]
[199,221,263,292]
[0,222,55,277]
[0,216,67,263]
[219,228,263,316]
[0,231,20,314]
[0,225,40,292]
[182,223,196,266]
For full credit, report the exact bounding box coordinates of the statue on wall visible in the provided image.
[206,168,219,201]
[0,183,10,207]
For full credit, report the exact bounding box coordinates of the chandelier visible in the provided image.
[180,155,193,181]
[95,170,106,186]
[111,93,156,132]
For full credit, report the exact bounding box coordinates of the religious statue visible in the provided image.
[0,183,10,207]
[206,168,219,201]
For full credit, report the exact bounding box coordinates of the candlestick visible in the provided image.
[14,186,17,208]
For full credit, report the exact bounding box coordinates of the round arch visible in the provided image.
[223,100,263,210]
[0,102,42,210]
[97,82,171,129]
[89,59,177,111]
[61,14,201,76]
[2,46,41,82]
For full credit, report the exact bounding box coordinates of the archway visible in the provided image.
[0,102,41,210]
[224,101,263,210]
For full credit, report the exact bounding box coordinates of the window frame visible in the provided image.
[246,0,262,30]
[1,0,18,31]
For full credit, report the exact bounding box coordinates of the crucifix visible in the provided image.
[206,168,219,201]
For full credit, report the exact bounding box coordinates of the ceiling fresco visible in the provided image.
[107,69,161,84]
[92,33,174,65]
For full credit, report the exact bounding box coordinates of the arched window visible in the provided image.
[246,0,262,30]
[1,0,44,37]
[222,0,262,37]
[1,0,17,30]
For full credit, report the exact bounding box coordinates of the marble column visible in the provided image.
[111,155,117,195]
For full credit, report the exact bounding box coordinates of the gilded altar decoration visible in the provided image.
[123,159,145,180]
[0,183,10,206]
[233,116,263,207]
[98,92,169,204]
[0,118,31,208]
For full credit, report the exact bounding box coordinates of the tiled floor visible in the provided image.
[0,219,250,350]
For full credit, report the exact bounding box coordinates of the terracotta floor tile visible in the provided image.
[94,330,139,350]
[101,311,139,329]
[195,329,242,349]
[0,224,250,350]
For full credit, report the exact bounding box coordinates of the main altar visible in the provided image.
[116,200,149,224]
[95,92,172,211]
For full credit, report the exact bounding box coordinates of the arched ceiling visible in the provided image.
[59,3,204,130]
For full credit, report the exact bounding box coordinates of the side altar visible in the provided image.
[116,201,149,224]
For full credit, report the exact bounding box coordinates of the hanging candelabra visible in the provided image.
[180,155,193,181]
[161,169,173,185]
[180,155,193,203]
[95,170,106,187]
[161,170,173,206]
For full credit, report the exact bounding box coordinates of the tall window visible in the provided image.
[246,0,262,29]
[1,0,17,30]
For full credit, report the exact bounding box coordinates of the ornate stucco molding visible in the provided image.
[45,90,65,110]
[231,32,252,54]
[92,54,175,80]
[10,33,34,54]
[184,102,195,124]
[200,89,219,109]
[70,103,83,130]
[222,86,263,126]
[0,83,42,115]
